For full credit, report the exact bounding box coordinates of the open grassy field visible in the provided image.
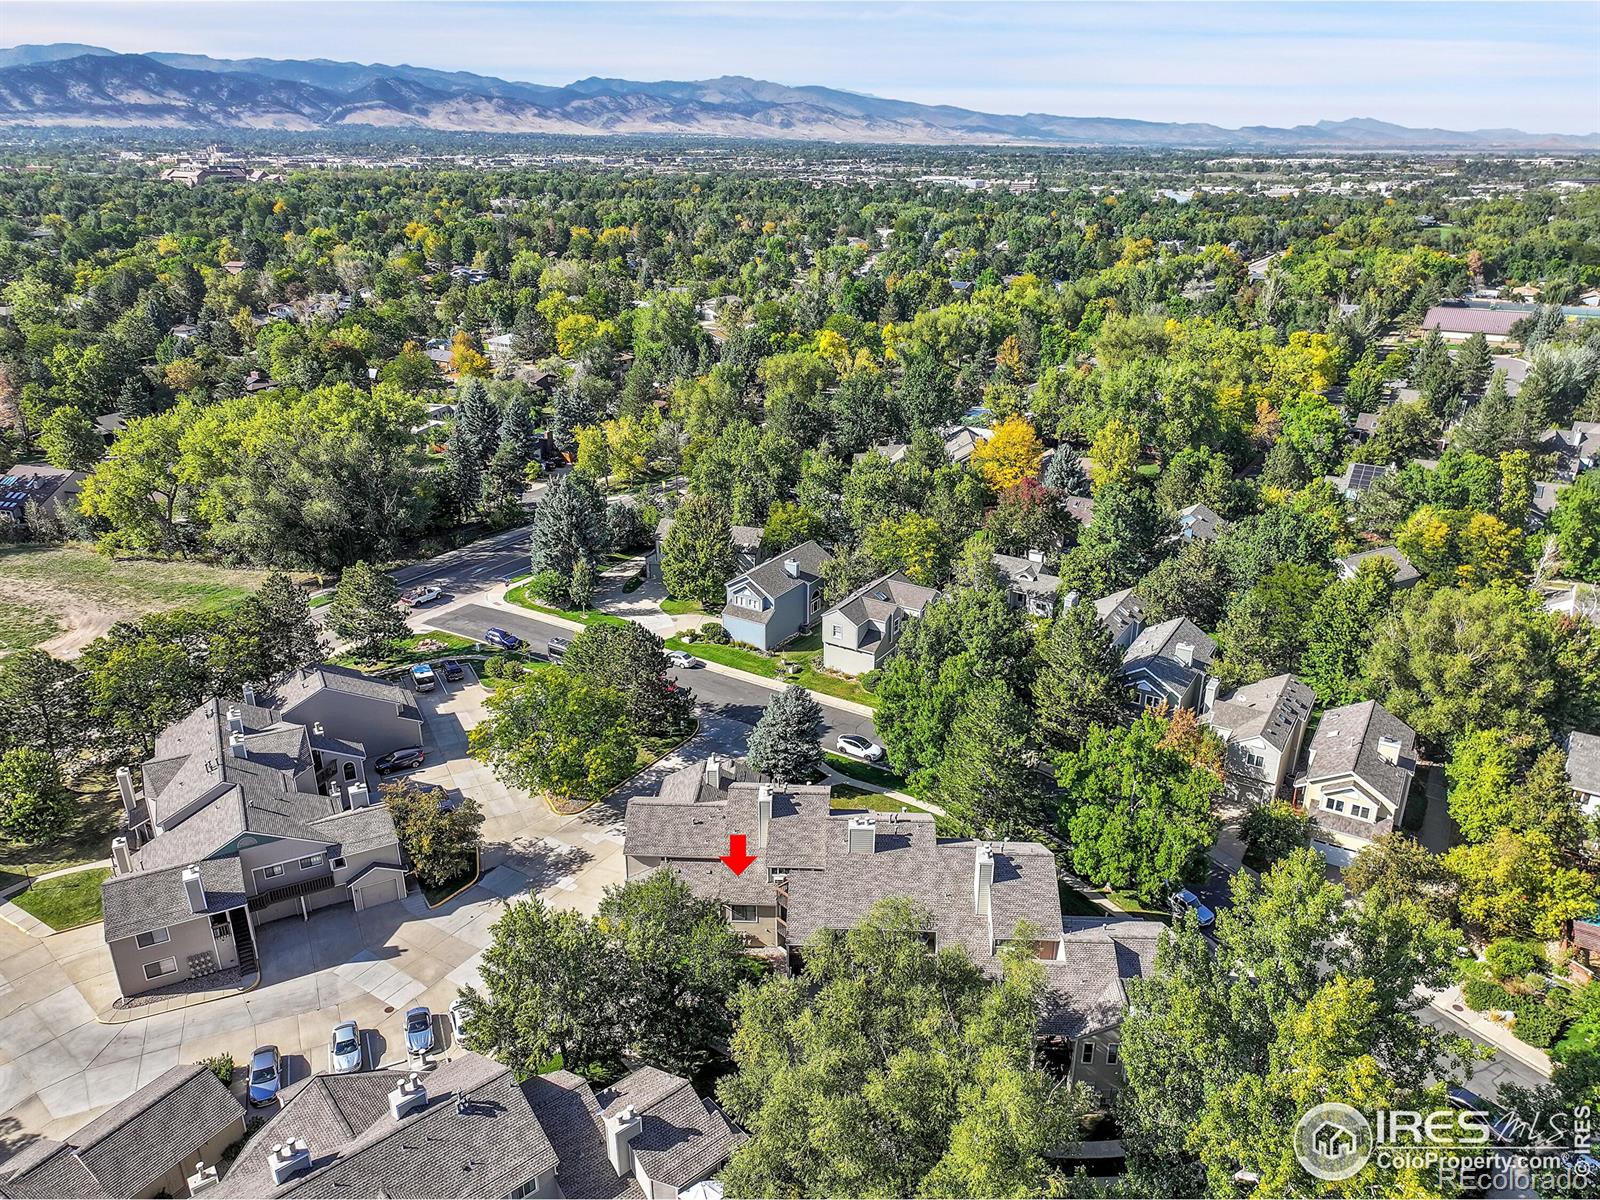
[0,544,272,656]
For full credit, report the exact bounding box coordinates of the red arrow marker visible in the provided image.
[721,834,756,876]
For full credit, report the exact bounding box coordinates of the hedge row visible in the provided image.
[1461,977,1567,1049]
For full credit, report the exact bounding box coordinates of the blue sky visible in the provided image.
[8,1,1599,133]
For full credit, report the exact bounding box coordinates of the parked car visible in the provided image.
[449,997,470,1041]
[666,649,700,669]
[410,663,437,692]
[546,635,571,662]
[247,1045,283,1106]
[440,659,465,682]
[404,1006,435,1056]
[400,585,442,607]
[329,1021,363,1074]
[1170,888,1215,928]
[374,746,425,774]
[835,734,885,762]
[484,627,523,650]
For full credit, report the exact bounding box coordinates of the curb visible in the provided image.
[424,846,483,909]
[98,969,262,1025]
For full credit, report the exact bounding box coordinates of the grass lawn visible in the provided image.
[11,867,110,929]
[1106,891,1171,921]
[829,788,961,835]
[824,752,918,796]
[332,631,482,673]
[422,866,479,907]
[1059,882,1108,917]
[504,582,629,628]
[0,544,274,653]
[665,636,878,708]
[0,783,123,890]
[659,598,705,616]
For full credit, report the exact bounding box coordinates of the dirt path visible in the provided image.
[0,576,114,658]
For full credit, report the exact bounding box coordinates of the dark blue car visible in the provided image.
[484,627,523,650]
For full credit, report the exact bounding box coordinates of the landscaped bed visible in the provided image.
[666,633,878,708]
[504,581,629,628]
[10,866,111,930]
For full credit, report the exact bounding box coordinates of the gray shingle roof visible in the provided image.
[216,1054,737,1200]
[1175,503,1227,541]
[271,664,419,722]
[1566,731,1600,798]
[1093,588,1145,638]
[1038,919,1163,1039]
[1205,674,1314,752]
[729,540,831,602]
[1122,617,1215,701]
[1301,700,1416,809]
[826,571,939,627]
[991,554,1062,597]
[1338,545,1421,587]
[102,856,247,942]
[0,1064,241,1198]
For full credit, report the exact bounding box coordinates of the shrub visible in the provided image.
[527,569,570,605]
[1462,976,1508,1012]
[1240,800,1311,870]
[1508,1000,1563,1049]
[699,621,730,645]
[1484,938,1543,981]
[202,1054,235,1086]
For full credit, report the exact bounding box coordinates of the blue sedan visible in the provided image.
[247,1045,282,1106]
[484,627,523,650]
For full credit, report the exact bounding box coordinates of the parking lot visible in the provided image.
[0,665,631,1147]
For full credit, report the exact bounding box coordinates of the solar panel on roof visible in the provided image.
[1348,463,1385,490]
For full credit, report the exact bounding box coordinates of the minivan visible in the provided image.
[410,663,438,692]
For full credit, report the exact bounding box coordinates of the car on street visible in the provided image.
[410,663,438,692]
[329,1021,363,1074]
[546,635,571,662]
[404,1006,435,1056]
[1170,888,1215,928]
[666,649,700,668]
[449,996,470,1041]
[484,627,523,650]
[835,734,885,762]
[441,658,465,682]
[374,746,425,774]
[248,1045,283,1106]
[400,585,442,607]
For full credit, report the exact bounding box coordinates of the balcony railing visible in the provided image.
[249,872,338,912]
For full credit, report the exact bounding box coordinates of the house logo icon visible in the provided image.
[1294,1102,1373,1181]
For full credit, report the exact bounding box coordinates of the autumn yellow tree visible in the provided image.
[450,331,491,378]
[971,415,1045,491]
[1088,417,1141,491]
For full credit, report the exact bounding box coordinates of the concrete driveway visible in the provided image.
[0,663,626,1151]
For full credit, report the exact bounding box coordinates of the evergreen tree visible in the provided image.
[445,432,483,521]
[935,678,1041,837]
[551,384,596,457]
[529,474,608,583]
[244,571,326,677]
[1456,331,1493,395]
[496,392,538,463]
[327,561,409,659]
[1032,602,1128,753]
[454,377,499,465]
[1042,446,1089,497]
[746,685,824,783]
[1450,369,1512,456]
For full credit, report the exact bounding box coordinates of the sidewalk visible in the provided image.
[1427,984,1553,1077]
[0,858,114,937]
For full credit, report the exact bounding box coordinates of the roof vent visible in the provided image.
[846,814,876,855]
[269,1140,311,1186]
[186,1161,220,1195]
[389,1072,427,1121]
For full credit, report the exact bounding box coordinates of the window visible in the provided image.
[143,956,178,980]
[1349,803,1374,822]
[1107,1044,1120,1065]
[1324,796,1345,814]
[735,590,760,610]
[728,904,758,923]
[329,856,347,871]
[343,761,357,781]
[1080,1041,1095,1065]
[1243,749,1266,770]
[261,864,286,880]
[135,928,170,949]
[831,625,841,638]
[299,854,325,870]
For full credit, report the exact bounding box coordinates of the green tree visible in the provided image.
[460,896,625,1079]
[1344,832,1458,922]
[528,474,608,599]
[934,678,1041,837]
[326,561,409,660]
[1058,482,1164,593]
[382,780,483,890]
[1297,560,1393,706]
[37,405,101,471]
[79,614,212,756]
[0,651,90,760]
[746,685,824,783]
[659,493,736,607]
[1212,562,1329,687]
[470,666,636,805]
[1239,799,1310,870]
[77,402,195,553]
[1031,602,1126,753]
[1444,829,1596,941]
[594,872,754,1075]
[1550,471,1600,582]
[718,900,1091,1199]
[759,500,827,557]
[0,747,74,847]
[1053,712,1220,903]
[562,622,689,737]
[238,571,326,678]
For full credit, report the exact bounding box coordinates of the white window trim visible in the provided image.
[259,863,286,881]
[299,854,325,870]
[1080,1041,1095,1064]
[728,904,758,924]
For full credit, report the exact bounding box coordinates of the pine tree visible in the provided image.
[1032,602,1127,752]
[551,385,596,457]
[1452,369,1512,456]
[935,679,1042,837]
[327,561,409,659]
[454,377,499,465]
[529,474,608,580]
[247,571,326,676]
[1456,332,1493,395]
[446,433,483,521]
[1042,446,1090,497]
[497,394,537,463]
[746,685,824,783]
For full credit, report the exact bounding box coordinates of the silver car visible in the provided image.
[329,1020,363,1074]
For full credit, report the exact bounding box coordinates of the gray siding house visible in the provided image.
[1296,700,1418,866]
[821,571,939,675]
[216,1052,743,1200]
[101,673,414,999]
[1202,674,1315,802]
[720,540,832,651]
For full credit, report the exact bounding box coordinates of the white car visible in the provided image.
[666,649,700,669]
[835,734,885,762]
[400,585,442,607]
[329,1020,363,1074]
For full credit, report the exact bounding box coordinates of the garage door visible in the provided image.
[352,877,403,911]
[1311,840,1356,868]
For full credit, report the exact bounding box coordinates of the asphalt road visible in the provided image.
[390,524,532,591]
[424,601,881,747]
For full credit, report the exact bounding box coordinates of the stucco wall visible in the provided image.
[110,912,224,998]
[281,692,422,760]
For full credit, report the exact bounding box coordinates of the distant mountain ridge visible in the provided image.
[0,44,1594,149]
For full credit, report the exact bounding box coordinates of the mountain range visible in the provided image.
[0,44,1594,150]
